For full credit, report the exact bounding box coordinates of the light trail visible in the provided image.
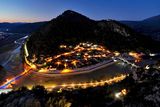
[45,74,127,90]
[0,75,21,89]
[0,65,32,89]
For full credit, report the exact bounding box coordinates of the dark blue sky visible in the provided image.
[0,0,160,22]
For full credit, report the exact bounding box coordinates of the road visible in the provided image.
[14,60,131,89]
[0,57,131,90]
[117,57,139,68]
[0,68,31,89]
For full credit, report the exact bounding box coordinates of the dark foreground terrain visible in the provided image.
[0,66,160,107]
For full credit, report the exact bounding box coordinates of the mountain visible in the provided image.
[121,15,160,40]
[0,22,47,34]
[1,13,160,41]
[0,23,24,29]
[25,10,160,60]
[10,22,48,33]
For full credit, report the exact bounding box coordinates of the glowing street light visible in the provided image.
[61,69,72,73]
[121,89,127,95]
[64,63,68,68]
[71,60,78,67]
[61,84,67,87]
[55,61,61,66]
[114,51,120,56]
[115,89,127,99]
[70,83,75,87]
[145,65,150,70]
[115,92,121,99]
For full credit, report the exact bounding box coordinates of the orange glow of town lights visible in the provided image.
[129,52,142,62]
[121,89,127,95]
[70,83,75,87]
[64,52,70,56]
[71,60,78,66]
[30,64,37,69]
[114,51,120,56]
[115,89,127,99]
[64,63,68,68]
[45,57,52,62]
[61,69,73,73]
[61,84,67,87]
[55,61,61,66]
[38,68,48,73]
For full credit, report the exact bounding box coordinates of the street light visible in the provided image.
[55,61,61,66]
[64,63,67,68]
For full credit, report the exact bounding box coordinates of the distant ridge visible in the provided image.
[0,22,47,33]
[121,14,160,40]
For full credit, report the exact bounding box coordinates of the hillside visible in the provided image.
[26,10,160,61]
[121,15,160,40]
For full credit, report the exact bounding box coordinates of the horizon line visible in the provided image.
[0,13,159,23]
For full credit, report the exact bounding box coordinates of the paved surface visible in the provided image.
[13,60,132,89]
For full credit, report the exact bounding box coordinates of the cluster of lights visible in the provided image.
[45,74,127,90]
[145,65,150,70]
[129,52,143,63]
[25,42,112,73]
[115,89,127,99]
[114,51,120,56]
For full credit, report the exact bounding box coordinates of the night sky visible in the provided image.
[0,0,160,22]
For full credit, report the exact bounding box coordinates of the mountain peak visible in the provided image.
[56,10,92,21]
[62,10,78,15]
[142,14,160,22]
